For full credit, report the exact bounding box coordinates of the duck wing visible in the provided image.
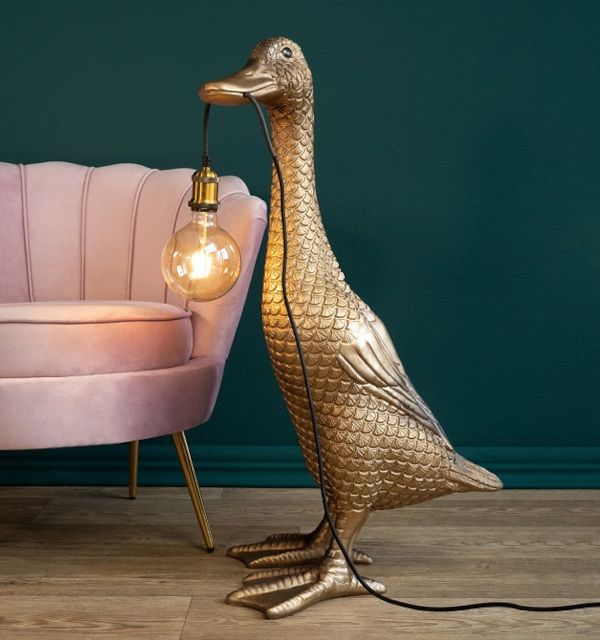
[338,309,452,449]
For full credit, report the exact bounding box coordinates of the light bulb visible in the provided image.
[161,164,241,302]
[161,212,241,301]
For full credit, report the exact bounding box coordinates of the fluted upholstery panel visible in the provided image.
[25,162,90,301]
[129,168,189,303]
[84,164,155,300]
[0,163,30,303]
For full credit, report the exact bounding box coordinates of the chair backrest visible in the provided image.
[0,161,267,360]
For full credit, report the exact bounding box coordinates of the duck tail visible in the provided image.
[448,453,503,492]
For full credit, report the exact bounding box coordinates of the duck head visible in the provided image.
[199,37,312,107]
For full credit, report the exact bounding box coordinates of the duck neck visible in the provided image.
[264,97,332,284]
[268,98,316,200]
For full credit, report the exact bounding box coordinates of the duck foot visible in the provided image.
[226,558,386,619]
[226,517,372,568]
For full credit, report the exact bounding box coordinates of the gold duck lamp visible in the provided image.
[200,37,502,619]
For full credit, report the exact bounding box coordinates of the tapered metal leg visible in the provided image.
[128,441,139,500]
[171,431,215,552]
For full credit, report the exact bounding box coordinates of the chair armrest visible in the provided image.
[186,187,267,360]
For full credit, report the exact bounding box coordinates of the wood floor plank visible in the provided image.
[0,494,55,525]
[181,595,600,640]
[10,523,594,561]
[0,555,597,598]
[31,487,223,526]
[303,525,600,558]
[0,595,191,640]
[0,523,289,557]
[0,487,598,639]
[361,503,600,528]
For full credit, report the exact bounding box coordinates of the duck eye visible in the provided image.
[282,47,293,59]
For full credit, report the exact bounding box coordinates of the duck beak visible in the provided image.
[199,59,281,106]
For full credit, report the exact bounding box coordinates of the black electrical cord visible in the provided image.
[238,91,600,614]
[202,103,211,166]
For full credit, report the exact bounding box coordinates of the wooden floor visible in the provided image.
[0,487,598,639]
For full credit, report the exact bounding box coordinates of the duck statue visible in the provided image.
[200,36,502,619]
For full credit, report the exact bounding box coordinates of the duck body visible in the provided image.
[258,50,498,514]
[262,160,459,513]
[200,36,501,618]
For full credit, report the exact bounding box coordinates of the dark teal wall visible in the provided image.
[1,1,599,487]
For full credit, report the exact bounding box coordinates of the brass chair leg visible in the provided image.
[172,431,215,552]
[128,440,139,499]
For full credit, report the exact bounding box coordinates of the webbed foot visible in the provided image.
[226,558,386,619]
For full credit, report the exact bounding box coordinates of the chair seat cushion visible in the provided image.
[0,300,193,377]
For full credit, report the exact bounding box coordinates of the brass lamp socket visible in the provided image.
[189,164,219,212]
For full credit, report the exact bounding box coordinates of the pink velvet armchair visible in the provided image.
[0,161,266,551]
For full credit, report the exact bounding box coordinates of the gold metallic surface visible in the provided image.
[172,431,215,552]
[189,165,219,211]
[201,36,502,618]
[128,440,139,500]
[200,59,282,106]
